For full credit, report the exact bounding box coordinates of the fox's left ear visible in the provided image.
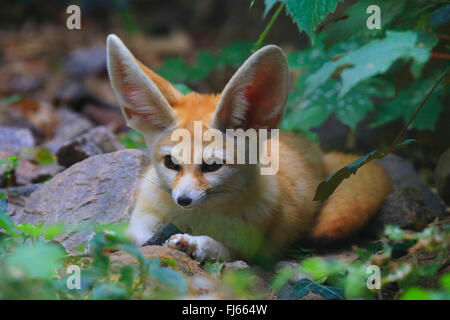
[106,34,182,136]
[210,45,289,131]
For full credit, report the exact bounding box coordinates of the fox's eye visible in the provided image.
[201,161,222,173]
[164,155,180,171]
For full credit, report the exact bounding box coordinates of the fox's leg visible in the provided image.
[164,234,231,262]
[128,209,163,246]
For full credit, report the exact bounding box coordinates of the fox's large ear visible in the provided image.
[106,34,182,135]
[210,45,289,131]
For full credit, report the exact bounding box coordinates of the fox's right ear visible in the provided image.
[106,34,182,136]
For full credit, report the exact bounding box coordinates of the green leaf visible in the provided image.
[148,260,187,295]
[312,139,415,201]
[430,4,450,27]
[0,94,21,107]
[173,83,193,95]
[157,42,252,83]
[384,225,406,241]
[204,261,224,275]
[306,31,433,97]
[118,129,146,149]
[271,267,294,292]
[371,75,445,130]
[41,223,66,241]
[90,282,128,300]
[119,265,138,288]
[300,257,346,281]
[35,148,55,165]
[441,273,450,291]
[6,242,66,279]
[283,78,378,131]
[283,0,344,43]
[263,0,280,18]
[401,287,430,300]
[15,223,42,238]
[321,0,406,50]
[0,199,18,237]
[287,279,345,300]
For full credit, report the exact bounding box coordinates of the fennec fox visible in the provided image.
[106,34,391,264]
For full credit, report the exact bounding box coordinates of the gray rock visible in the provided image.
[435,148,450,205]
[45,110,94,153]
[223,260,250,272]
[56,126,124,167]
[0,127,35,155]
[8,74,44,93]
[12,149,150,252]
[66,46,106,79]
[28,163,65,183]
[372,154,447,231]
[0,184,42,207]
[312,115,349,152]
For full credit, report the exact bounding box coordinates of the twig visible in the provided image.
[252,3,285,52]
[428,218,450,226]
[430,52,450,60]
[383,68,449,155]
[435,33,450,40]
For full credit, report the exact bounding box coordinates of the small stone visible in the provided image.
[223,260,250,272]
[14,159,37,185]
[435,148,450,205]
[81,103,126,132]
[8,74,44,93]
[371,155,447,232]
[56,126,124,167]
[45,109,94,153]
[0,127,35,155]
[28,163,65,183]
[54,81,92,109]
[0,184,42,207]
[66,46,106,79]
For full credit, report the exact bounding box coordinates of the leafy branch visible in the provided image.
[313,68,449,202]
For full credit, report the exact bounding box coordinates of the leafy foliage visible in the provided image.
[157,42,254,84]
[322,0,406,49]
[259,1,448,134]
[265,0,344,42]
[370,73,446,130]
[118,129,146,149]
[305,31,434,97]
[0,196,192,299]
[272,223,450,300]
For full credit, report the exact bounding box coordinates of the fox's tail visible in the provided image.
[307,152,392,242]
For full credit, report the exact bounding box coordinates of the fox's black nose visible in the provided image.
[177,196,192,206]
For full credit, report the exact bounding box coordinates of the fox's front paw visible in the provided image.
[164,233,206,262]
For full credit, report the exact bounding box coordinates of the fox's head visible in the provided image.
[107,34,289,210]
